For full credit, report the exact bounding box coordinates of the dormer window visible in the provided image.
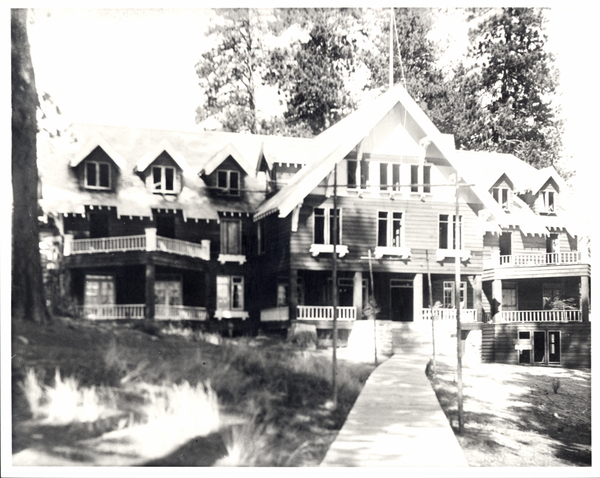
[217,170,240,196]
[541,190,556,214]
[152,165,176,193]
[347,159,369,189]
[85,161,110,190]
[492,187,512,211]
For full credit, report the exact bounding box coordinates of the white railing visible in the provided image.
[155,305,208,321]
[297,305,356,321]
[499,251,582,266]
[70,235,146,254]
[157,237,210,260]
[260,307,289,322]
[79,304,146,320]
[498,310,582,323]
[422,308,477,322]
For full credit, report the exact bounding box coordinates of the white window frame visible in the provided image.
[492,187,512,211]
[541,190,556,213]
[410,164,431,194]
[443,281,467,308]
[379,163,401,191]
[347,158,369,190]
[217,275,244,311]
[438,214,463,250]
[377,211,404,248]
[151,165,176,193]
[220,219,242,255]
[313,207,342,245]
[217,169,240,196]
[85,161,111,190]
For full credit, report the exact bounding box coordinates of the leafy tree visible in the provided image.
[12,8,49,323]
[447,8,562,168]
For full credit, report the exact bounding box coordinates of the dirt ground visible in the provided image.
[429,356,592,467]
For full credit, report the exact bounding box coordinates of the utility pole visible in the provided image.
[389,7,394,90]
[454,174,464,434]
[332,164,339,405]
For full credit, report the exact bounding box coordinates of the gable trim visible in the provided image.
[69,134,126,170]
[200,143,256,178]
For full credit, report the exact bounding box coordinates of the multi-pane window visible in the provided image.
[152,165,176,193]
[217,275,244,311]
[439,214,463,249]
[85,161,110,189]
[379,163,401,191]
[220,219,242,255]
[314,208,341,245]
[443,281,467,308]
[84,275,115,306]
[347,159,369,189]
[377,211,404,247]
[411,164,431,193]
[492,187,511,210]
[217,170,240,196]
[541,190,555,213]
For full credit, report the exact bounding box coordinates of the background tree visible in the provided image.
[446,8,562,168]
[12,8,49,323]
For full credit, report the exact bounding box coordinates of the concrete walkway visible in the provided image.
[320,349,468,467]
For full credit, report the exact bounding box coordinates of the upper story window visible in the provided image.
[411,164,431,193]
[439,214,462,249]
[217,275,244,311]
[443,281,467,308]
[220,219,242,255]
[380,163,401,191]
[314,207,341,245]
[378,211,404,247]
[347,159,369,189]
[492,187,512,211]
[85,161,111,190]
[152,165,176,193]
[541,190,556,214]
[217,170,240,196]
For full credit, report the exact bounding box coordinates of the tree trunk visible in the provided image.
[11,9,48,323]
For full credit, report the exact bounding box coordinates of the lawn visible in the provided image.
[429,356,592,467]
[11,317,375,466]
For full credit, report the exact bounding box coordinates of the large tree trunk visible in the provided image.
[11,9,48,323]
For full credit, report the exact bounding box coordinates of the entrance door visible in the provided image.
[548,331,561,363]
[499,232,512,256]
[546,234,559,263]
[533,331,546,363]
[390,279,413,322]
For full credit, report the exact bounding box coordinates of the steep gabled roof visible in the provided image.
[135,139,190,173]
[199,142,256,178]
[69,134,126,170]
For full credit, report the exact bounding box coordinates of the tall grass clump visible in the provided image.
[19,368,45,419]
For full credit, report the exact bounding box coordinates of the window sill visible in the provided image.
[309,244,349,258]
[218,254,247,264]
[214,310,249,320]
[373,246,411,259]
[436,249,471,262]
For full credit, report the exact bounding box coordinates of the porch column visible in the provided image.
[581,275,590,323]
[289,268,298,321]
[492,278,502,321]
[145,258,155,319]
[63,234,73,256]
[353,271,363,319]
[145,227,157,251]
[413,273,423,321]
[472,275,483,322]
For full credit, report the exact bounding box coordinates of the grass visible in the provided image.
[11,317,375,466]
[429,357,592,467]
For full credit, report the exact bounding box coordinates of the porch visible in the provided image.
[495,309,582,323]
[78,304,208,321]
[486,251,586,268]
[260,305,357,322]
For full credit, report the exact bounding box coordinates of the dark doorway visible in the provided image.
[390,279,413,321]
[533,331,546,363]
[499,232,512,256]
[156,214,176,238]
[89,213,109,238]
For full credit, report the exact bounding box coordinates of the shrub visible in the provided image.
[552,378,561,394]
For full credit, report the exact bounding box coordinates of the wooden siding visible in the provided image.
[290,194,483,274]
[482,322,590,369]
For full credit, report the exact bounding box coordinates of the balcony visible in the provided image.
[64,229,210,261]
[78,304,208,320]
[297,305,356,321]
[496,310,582,323]
[422,308,478,322]
[487,251,584,268]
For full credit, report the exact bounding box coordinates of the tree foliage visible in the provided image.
[12,8,49,323]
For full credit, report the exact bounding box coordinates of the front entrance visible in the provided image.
[390,279,413,321]
[526,330,561,365]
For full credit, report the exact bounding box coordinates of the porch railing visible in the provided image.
[297,305,356,321]
[497,310,582,323]
[79,304,146,320]
[422,308,477,322]
[260,307,289,322]
[497,251,583,267]
[155,305,208,321]
[157,237,210,260]
[70,235,146,254]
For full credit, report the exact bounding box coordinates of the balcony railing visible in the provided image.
[497,310,582,323]
[78,304,208,320]
[297,305,356,321]
[65,230,210,260]
[495,251,583,267]
[79,304,146,320]
[422,308,477,322]
[260,307,289,322]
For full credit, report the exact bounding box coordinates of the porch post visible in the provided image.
[289,268,298,321]
[145,257,155,319]
[145,227,157,251]
[492,278,502,321]
[472,275,483,322]
[63,233,73,256]
[581,275,590,323]
[353,271,363,319]
[413,273,423,321]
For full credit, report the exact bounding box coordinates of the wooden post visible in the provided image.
[581,275,590,323]
[332,164,339,405]
[289,268,298,322]
[426,249,436,376]
[145,258,155,320]
[454,175,464,434]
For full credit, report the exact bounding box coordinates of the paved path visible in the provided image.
[320,350,468,467]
